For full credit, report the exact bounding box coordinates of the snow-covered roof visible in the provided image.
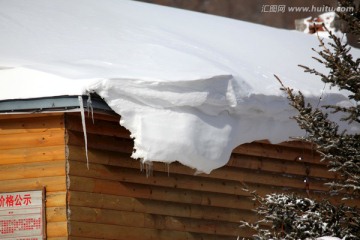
[0,0,358,173]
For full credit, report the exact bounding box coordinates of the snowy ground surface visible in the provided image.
[1,0,359,173]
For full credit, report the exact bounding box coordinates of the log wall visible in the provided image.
[65,112,340,239]
[0,113,68,239]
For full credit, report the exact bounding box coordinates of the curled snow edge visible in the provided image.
[85,75,352,174]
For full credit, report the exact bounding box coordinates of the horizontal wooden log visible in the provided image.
[209,167,327,192]
[69,221,243,240]
[0,160,65,181]
[47,221,68,238]
[66,112,119,123]
[233,142,323,165]
[68,159,328,193]
[0,176,66,192]
[69,146,328,199]
[0,113,63,120]
[69,176,349,219]
[228,154,337,179]
[67,130,133,153]
[68,191,255,223]
[68,144,335,181]
[68,175,253,211]
[0,115,64,135]
[67,145,136,168]
[68,158,333,202]
[46,191,66,207]
[46,206,67,222]
[69,142,339,183]
[65,114,130,139]
[69,206,242,236]
[0,130,65,150]
[67,146,338,202]
[0,145,65,165]
[68,155,248,196]
[257,140,315,150]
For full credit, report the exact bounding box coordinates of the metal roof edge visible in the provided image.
[0,95,113,114]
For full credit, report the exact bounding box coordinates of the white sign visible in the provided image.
[0,190,44,240]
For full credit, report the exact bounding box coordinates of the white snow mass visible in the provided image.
[0,0,359,173]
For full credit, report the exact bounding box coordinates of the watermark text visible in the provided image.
[261,5,354,13]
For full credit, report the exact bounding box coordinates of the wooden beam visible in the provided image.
[46,191,66,207]
[0,176,66,192]
[66,112,119,123]
[68,191,255,223]
[68,145,336,181]
[0,145,65,165]
[228,154,337,179]
[69,206,243,236]
[69,221,242,240]
[0,130,65,150]
[68,160,329,193]
[0,160,65,181]
[0,112,64,120]
[47,221,68,238]
[66,131,133,153]
[257,140,315,150]
[68,175,253,211]
[46,206,67,222]
[233,142,323,165]
[0,115,64,135]
[67,146,337,202]
[65,114,130,139]
[68,157,249,196]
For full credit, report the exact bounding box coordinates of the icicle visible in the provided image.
[78,96,89,169]
[144,161,153,178]
[86,93,94,124]
[139,160,153,177]
[140,160,153,178]
[165,163,170,177]
[140,161,144,172]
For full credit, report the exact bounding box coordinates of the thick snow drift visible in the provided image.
[0,0,359,173]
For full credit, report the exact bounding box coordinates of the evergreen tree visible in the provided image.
[241,1,360,239]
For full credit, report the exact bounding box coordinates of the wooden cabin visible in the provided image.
[0,96,343,240]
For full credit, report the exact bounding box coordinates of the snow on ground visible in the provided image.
[0,0,359,173]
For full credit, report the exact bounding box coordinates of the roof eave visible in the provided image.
[0,95,112,114]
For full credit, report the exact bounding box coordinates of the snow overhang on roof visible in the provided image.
[0,0,359,173]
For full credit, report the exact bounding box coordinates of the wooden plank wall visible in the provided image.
[65,112,342,240]
[0,113,68,239]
